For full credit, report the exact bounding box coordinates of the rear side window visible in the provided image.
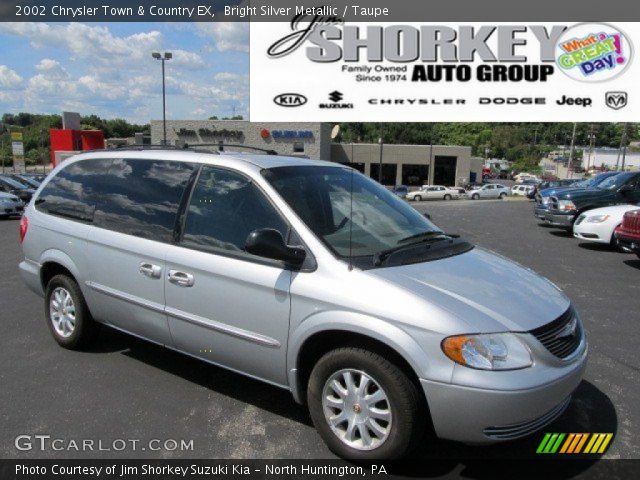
[94,159,196,242]
[181,166,288,254]
[35,159,112,222]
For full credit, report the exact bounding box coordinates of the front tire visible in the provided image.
[472,193,479,200]
[45,274,100,349]
[414,195,422,202]
[307,348,423,460]
[443,194,451,201]
[500,192,507,199]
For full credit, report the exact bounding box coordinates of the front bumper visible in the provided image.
[1,203,24,216]
[420,344,587,444]
[534,205,549,219]
[615,233,640,254]
[544,211,576,228]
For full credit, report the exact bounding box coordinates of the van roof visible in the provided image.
[64,149,343,171]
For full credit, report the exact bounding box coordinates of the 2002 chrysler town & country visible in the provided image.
[19,150,587,459]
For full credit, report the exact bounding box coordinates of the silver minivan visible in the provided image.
[19,150,587,459]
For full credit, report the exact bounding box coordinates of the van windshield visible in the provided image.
[262,166,444,263]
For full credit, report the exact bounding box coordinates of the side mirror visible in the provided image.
[423,213,432,220]
[245,228,306,267]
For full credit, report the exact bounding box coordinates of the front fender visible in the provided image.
[287,310,451,403]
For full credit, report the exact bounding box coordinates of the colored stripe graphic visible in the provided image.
[537,433,565,453]
[538,433,613,454]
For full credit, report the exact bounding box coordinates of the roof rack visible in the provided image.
[92,143,278,156]
[186,143,278,155]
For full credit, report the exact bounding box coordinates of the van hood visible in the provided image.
[367,247,570,333]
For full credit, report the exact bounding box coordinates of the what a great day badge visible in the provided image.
[556,22,633,82]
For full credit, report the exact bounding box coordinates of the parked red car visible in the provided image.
[615,210,640,258]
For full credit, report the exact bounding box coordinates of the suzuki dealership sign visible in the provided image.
[250,21,637,121]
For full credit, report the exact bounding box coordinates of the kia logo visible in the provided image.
[273,93,307,107]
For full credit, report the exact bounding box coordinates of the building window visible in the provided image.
[338,162,365,173]
[370,164,397,186]
[401,164,429,186]
[293,142,304,153]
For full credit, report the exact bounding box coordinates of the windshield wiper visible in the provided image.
[373,234,451,266]
[396,231,446,245]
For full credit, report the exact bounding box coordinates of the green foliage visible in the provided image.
[1,112,149,166]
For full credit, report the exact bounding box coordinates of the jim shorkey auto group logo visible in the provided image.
[266,17,633,84]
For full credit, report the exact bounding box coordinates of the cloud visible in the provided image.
[35,59,70,80]
[0,65,23,89]
[196,22,249,52]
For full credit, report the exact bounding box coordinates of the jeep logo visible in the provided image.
[273,93,307,107]
[605,91,628,110]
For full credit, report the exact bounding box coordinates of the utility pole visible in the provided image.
[586,124,595,173]
[620,123,628,171]
[566,123,577,179]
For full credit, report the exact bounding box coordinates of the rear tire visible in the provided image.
[307,347,424,460]
[500,192,507,199]
[443,194,451,201]
[45,274,100,349]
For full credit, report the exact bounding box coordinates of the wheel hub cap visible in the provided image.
[322,369,392,451]
[49,287,76,338]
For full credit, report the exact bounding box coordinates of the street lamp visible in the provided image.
[152,52,172,145]
[378,136,384,184]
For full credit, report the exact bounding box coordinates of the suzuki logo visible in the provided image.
[329,90,343,102]
[605,91,628,110]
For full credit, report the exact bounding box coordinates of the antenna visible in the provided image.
[348,166,354,271]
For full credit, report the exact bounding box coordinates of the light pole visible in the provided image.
[378,125,384,185]
[152,52,172,145]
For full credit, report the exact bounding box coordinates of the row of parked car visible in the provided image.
[0,173,45,219]
[533,171,640,258]
[396,183,512,201]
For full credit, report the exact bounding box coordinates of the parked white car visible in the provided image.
[468,184,510,200]
[573,204,640,248]
[514,173,540,183]
[406,185,460,201]
[511,184,535,196]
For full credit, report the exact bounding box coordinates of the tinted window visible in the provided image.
[0,176,28,189]
[35,159,112,222]
[181,166,288,254]
[94,159,195,242]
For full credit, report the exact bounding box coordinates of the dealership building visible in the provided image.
[150,120,479,186]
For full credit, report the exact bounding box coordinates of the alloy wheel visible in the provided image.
[49,287,76,338]
[322,369,392,451]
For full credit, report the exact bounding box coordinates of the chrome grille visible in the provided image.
[484,397,571,440]
[529,307,583,359]
[622,210,640,235]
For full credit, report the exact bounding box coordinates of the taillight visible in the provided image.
[19,215,28,244]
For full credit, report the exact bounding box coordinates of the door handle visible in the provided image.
[168,270,195,287]
[139,262,162,279]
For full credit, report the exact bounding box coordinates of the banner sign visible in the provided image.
[250,21,637,121]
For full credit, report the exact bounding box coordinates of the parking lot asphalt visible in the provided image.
[1,199,638,462]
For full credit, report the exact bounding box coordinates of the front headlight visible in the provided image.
[557,200,577,212]
[541,196,550,205]
[585,214,610,223]
[441,333,532,370]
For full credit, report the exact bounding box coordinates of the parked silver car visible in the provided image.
[468,183,510,200]
[19,150,587,459]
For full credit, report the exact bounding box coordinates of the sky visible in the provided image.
[0,22,249,124]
